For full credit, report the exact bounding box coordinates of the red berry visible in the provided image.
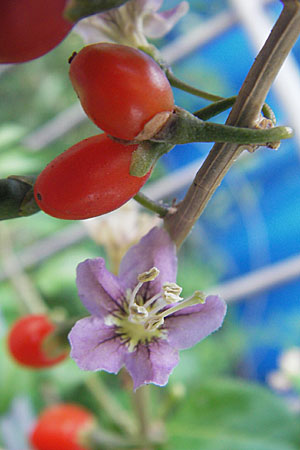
[69,43,174,140]
[7,314,67,368]
[34,133,151,220]
[0,0,73,63]
[30,403,94,450]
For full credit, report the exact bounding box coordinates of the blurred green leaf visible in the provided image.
[168,378,300,450]
[64,0,130,22]
[0,339,35,414]
[0,124,27,148]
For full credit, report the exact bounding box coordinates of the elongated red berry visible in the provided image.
[69,43,174,140]
[34,133,151,220]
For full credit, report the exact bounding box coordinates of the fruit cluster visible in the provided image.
[34,43,174,220]
[1,3,174,221]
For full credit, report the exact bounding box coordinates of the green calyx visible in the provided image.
[0,175,40,220]
[130,141,174,177]
[129,105,292,178]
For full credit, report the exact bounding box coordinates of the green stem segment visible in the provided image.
[194,96,276,124]
[134,192,169,217]
[85,374,137,436]
[131,385,153,450]
[164,0,300,248]
[82,427,144,449]
[166,71,223,102]
[153,107,292,145]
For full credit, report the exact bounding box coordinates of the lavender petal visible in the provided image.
[119,227,177,299]
[69,316,126,373]
[125,340,179,390]
[76,258,126,317]
[164,295,227,350]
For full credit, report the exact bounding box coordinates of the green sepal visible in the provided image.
[0,175,40,220]
[64,0,130,22]
[42,316,81,358]
[130,141,174,177]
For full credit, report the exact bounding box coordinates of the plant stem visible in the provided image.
[153,107,292,145]
[164,0,300,248]
[194,96,276,124]
[85,374,137,436]
[194,96,237,120]
[166,70,223,102]
[134,192,169,217]
[131,386,151,449]
[82,427,142,449]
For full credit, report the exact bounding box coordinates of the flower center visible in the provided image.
[106,267,205,352]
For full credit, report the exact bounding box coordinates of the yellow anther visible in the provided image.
[163,282,182,296]
[145,316,164,331]
[192,290,206,304]
[130,304,148,318]
[162,282,183,303]
[138,267,160,282]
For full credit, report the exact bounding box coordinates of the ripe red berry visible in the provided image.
[7,314,67,368]
[69,43,174,140]
[34,133,151,220]
[0,0,73,63]
[30,403,94,450]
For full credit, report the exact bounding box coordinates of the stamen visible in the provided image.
[163,292,183,304]
[145,316,165,331]
[129,281,143,306]
[129,304,148,318]
[163,282,182,296]
[158,291,206,319]
[147,298,166,317]
[138,267,160,282]
[129,267,160,306]
[143,292,163,309]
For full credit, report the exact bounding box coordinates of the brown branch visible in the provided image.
[164,0,300,248]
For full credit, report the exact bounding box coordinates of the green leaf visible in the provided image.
[0,339,34,414]
[64,0,130,22]
[168,377,299,450]
[0,123,27,148]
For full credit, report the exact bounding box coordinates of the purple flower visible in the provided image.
[69,227,226,390]
[74,0,189,48]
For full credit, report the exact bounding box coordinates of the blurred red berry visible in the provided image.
[30,403,94,450]
[0,0,73,63]
[7,314,68,368]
